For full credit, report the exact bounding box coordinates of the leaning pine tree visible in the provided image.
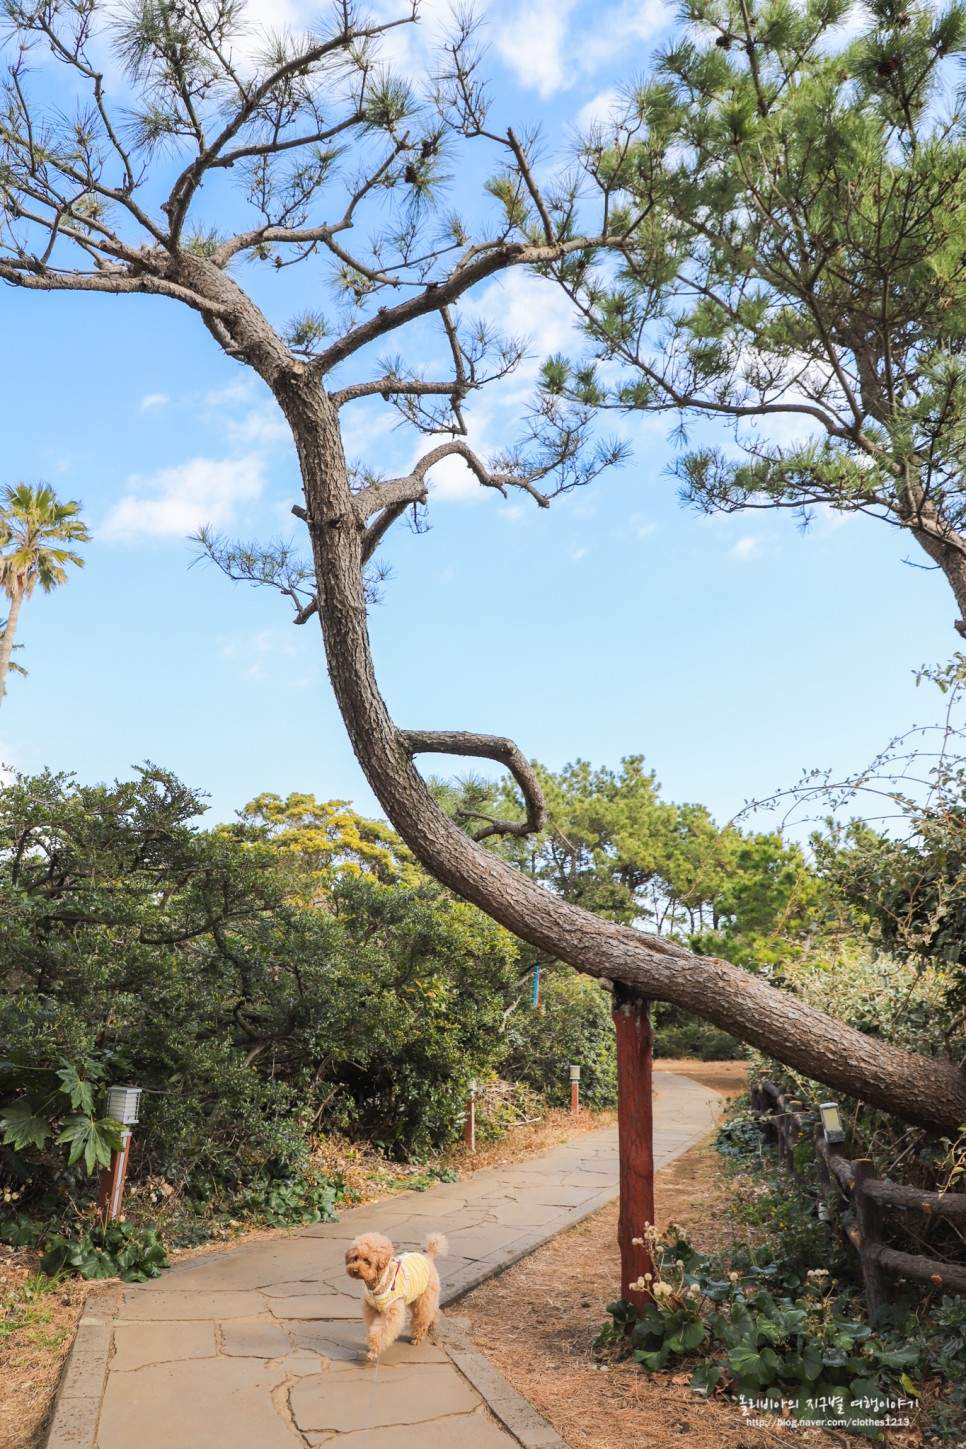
[1,0,964,1129]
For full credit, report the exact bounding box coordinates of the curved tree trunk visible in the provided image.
[0,589,23,705]
[264,373,966,1136]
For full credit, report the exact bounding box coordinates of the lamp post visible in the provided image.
[569,1064,581,1114]
[463,1079,477,1152]
[99,1086,142,1225]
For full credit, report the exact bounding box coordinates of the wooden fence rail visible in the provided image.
[749,1078,966,1316]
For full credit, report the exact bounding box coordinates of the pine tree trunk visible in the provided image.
[0,589,23,705]
[270,376,966,1136]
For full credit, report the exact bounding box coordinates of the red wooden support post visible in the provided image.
[570,1064,580,1114]
[612,984,655,1308]
[98,1129,133,1225]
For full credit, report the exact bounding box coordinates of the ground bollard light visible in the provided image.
[819,1101,846,1145]
[106,1086,142,1126]
[569,1064,581,1114]
[99,1084,142,1223]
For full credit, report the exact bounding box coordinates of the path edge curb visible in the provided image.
[437,1316,569,1449]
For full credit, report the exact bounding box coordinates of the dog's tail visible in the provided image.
[424,1232,448,1259]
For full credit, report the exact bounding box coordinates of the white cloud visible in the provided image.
[224,402,292,450]
[494,0,671,98]
[140,393,170,411]
[494,0,580,98]
[570,545,588,561]
[462,269,582,377]
[102,456,264,540]
[219,627,299,681]
[729,535,761,561]
[576,88,622,131]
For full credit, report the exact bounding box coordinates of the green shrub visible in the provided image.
[653,1014,749,1060]
[230,1170,344,1227]
[500,969,618,1109]
[602,1232,933,1440]
[41,1222,168,1282]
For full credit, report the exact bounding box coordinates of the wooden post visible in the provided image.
[463,1094,476,1152]
[852,1159,889,1322]
[612,983,655,1308]
[570,1065,580,1114]
[98,1129,133,1225]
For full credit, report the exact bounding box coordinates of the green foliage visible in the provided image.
[567,0,966,623]
[40,1222,168,1282]
[437,756,833,974]
[0,1059,124,1179]
[501,969,618,1109]
[230,791,418,889]
[0,763,557,1241]
[0,482,89,700]
[653,1008,748,1060]
[231,1171,342,1228]
[602,1229,954,1438]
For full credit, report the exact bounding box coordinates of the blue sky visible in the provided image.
[0,0,957,836]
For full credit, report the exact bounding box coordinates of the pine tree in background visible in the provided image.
[558,0,966,631]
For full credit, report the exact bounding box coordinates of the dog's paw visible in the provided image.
[366,1347,380,1362]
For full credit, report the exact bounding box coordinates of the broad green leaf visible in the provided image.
[0,1098,52,1151]
[55,1114,122,1173]
[727,1344,768,1384]
[689,1359,721,1396]
[56,1066,94,1115]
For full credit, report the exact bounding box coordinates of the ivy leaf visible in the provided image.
[55,1115,122,1173]
[56,1066,94,1115]
[0,1098,52,1151]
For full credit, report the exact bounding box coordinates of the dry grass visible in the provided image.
[0,1254,96,1449]
[443,1107,618,1176]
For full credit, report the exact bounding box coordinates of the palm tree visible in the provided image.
[0,483,90,705]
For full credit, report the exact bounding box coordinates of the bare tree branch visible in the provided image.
[402,730,547,840]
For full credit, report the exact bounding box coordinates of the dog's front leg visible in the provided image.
[362,1299,383,1360]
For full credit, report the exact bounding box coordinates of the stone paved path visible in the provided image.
[46,1072,723,1449]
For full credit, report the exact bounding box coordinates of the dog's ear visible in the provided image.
[369,1236,394,1275]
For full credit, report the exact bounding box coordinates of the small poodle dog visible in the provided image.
[345,1231,447,1359]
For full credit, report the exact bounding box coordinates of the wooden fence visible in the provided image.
[749,1078,966,1316]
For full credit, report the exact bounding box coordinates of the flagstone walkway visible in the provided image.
[45,1071,723,1449]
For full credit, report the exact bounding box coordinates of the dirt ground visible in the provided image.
[460,1062,886,1449]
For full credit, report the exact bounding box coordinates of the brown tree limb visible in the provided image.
[401,730,547,840]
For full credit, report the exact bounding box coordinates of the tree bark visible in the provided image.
[909,521,966,640]
[613,988,656,1307]
[0,589,23,705]
[265,373,966,1137]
